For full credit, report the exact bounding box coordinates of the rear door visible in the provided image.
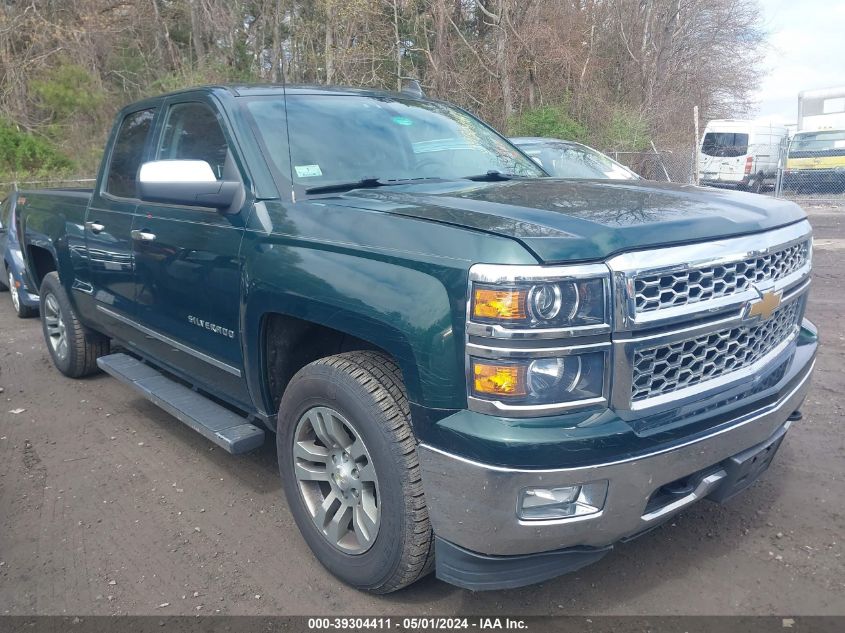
[749,130,774,175]
[131,96,250,404]
[700,131,749,182]
[85,107,156,341]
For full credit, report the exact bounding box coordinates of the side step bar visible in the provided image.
[97,353,265,454]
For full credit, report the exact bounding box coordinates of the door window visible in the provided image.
[157,102,231,180]
[105,109,156,198]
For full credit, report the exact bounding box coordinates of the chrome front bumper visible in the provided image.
[418,353,814,557]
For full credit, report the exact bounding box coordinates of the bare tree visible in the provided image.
[0,0,767,179]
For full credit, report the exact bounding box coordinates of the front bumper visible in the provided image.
[419,329,816,589]
[6,257,39,308]
[699,176,750,188]
[783,168,845,189]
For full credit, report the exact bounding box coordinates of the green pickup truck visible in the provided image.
[17,85,816,593]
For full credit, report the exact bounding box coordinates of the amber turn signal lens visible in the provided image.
[472,361,527,397]
[473,287,527,320]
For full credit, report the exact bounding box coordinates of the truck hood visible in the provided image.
[335,179,807,263]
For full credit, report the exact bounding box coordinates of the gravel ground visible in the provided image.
[0,205,843,616]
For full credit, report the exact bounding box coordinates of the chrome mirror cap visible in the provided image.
[139,159,217,184]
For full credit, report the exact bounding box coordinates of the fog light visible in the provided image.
[518,480,608,520]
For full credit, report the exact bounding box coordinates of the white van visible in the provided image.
[698,120,787,192]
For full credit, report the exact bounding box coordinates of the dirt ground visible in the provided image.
[0,206,843,616]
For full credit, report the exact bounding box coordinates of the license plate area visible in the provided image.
[707,426,787,503]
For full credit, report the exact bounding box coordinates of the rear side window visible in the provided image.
[701,132,749,157]
[105,109,156,198]
[157,102,230,180]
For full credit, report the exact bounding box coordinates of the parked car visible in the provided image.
[18,85,816,593]
[0,191,39,317]
[783,129,845,194]
[511,136,640,179]
[698,119,787,192]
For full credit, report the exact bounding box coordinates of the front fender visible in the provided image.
[242,243,467,414]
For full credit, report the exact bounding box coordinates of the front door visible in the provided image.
[131,98,249,404]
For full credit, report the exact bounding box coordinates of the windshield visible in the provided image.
[245,94,544,191]
[518,142,638,179]
[701,132,749,157]
[789,130,845,156]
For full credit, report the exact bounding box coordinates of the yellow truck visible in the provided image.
[784,129,845,194]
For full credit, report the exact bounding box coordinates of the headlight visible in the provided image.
[470,352,605,407]
[470,267,608,331]
[467,263,611,416]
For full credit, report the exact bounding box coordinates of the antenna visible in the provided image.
[280,50,296,203]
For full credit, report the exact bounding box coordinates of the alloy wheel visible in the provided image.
[292,406,381,554]
[9,272,20,313]
[43,292,68,360]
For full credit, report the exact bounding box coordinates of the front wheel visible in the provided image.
[39,272,109,377]
[277,351,434,593]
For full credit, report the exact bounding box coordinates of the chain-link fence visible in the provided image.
[610,138,845,205]
[607,148,697,184]
[773,131,845,203]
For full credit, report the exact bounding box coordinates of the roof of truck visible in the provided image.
[153,84,426,100]
[117,84,433,116]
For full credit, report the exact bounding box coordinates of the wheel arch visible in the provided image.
[25,244,58,290]
[256,311,417,424]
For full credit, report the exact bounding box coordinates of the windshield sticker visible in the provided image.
[392,116,414,126]
[295,164,323,178]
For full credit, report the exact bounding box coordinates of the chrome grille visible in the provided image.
[634,240,810,314]
[631,300,802,402]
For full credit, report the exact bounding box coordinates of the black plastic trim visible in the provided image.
[434,537,612,591]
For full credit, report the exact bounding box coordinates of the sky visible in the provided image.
[753,0,845,126]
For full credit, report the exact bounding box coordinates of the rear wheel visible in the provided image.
[39,272,109,377]
[9,270,37,318]
[277,351,434,593]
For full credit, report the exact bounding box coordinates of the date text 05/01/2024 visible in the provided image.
[307,617,529,630]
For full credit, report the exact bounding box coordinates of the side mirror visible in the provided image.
[138,160,244,212]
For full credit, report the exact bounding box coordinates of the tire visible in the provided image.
[39,271,109,377]
[8,269,37,318]
[277,351,434,593]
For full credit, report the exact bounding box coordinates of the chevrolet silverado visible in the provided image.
[17,85,816,592]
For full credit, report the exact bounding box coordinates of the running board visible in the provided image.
[97,353,264,454]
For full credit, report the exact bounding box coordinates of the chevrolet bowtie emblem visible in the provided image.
[746,290,782,321]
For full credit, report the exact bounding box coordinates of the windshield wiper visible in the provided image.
[461,170,526,182]
[305,178,385,195]
[305,177,442,195]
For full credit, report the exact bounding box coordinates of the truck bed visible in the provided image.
[17,187,93,289]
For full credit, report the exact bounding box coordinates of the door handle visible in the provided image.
[86,221,105,234]
[131,229,157,242]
